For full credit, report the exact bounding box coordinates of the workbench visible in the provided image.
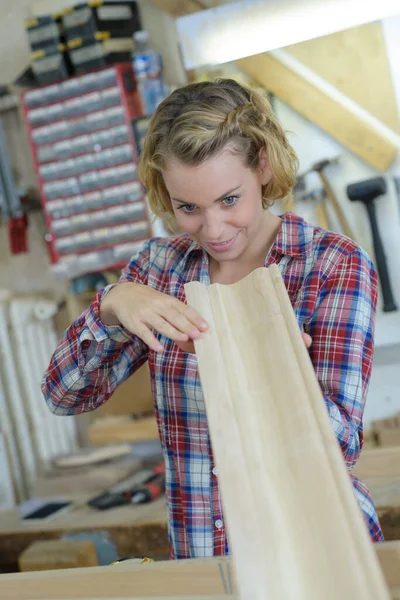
[1,543,400,599]
[0,446,398,574]
[0,497,168,573]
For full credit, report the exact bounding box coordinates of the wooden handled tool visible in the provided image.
[301,188,330,230]
[311,158,356,241]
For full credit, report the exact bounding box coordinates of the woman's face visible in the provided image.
[163,146,272,263]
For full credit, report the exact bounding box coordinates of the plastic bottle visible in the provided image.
[132,30,167,116]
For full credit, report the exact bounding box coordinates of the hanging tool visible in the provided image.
[394,177,400,223]
[299,157,356,241]
[300,188,330,230]
[347,177,397,313]
[311,158,356,241]
[0,120,28,254]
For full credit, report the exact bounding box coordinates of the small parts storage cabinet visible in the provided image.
[22,63,151,279]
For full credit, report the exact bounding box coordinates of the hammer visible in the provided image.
[347,177,397,313]
[300,157,356,241]
[311,158,356,241]
[299,188,330,230]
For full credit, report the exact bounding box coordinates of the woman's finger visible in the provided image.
[171,298,209,331]
[149,314,190,342]
[133,321,164,352]
[163,306,205,339]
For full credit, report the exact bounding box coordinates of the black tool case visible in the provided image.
[63,1,141,42]
[68,35,133,74]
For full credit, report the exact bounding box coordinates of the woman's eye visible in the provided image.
[222,196,238,207]
[180,204,197,214]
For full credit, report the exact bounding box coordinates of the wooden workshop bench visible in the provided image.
[0,445,398,574]
[0,496,168,573]
[0,542,399,599]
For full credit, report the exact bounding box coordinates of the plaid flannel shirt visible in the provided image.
[42,211,383,558]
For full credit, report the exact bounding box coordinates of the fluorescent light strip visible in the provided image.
[177,0,400,70]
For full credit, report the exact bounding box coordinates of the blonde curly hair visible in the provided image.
[138,79,298,225]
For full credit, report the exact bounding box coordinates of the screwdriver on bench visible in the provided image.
[128,472,165,504]
[88,462,165,509]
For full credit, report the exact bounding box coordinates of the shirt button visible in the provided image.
[212,467,218,476]
[215,519,223,529]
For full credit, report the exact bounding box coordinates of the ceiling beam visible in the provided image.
[149,0,398,170]
[236,53,397,171]
[149,0,204,18]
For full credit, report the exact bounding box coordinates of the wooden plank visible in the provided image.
[97,364,154,418]
[235,53,397,171]
[377,429,400,448]
[379,507,400,542]
[18,540,98,572]
[378,542,400,589]
[185,266,390,599]
[149,0,220,17]
[0,557,236,599]
[353,447,400,480]
[87,416,159,445]
[364,477,400,510]
[1,545,399,599]
[286,22,400,134]
[32,458,142,497]
[56,597,237,600]
[149,0,203,17]
[352,447,400,511]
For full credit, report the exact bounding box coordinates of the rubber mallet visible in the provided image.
[347,177,397,313]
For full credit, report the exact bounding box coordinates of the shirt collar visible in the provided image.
[182,210,314,262]
[273,211,314,259]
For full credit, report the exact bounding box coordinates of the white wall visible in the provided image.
[268,16,400,427]
[0,0,184,296]
[0,1,32,85]
[272,99,400,427]
[0,214,65,295]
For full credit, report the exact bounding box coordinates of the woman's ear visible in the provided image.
[258,147,272,185]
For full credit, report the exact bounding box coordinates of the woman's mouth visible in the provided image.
[206,231,240,252]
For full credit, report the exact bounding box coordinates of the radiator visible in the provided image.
[0,372,20,510]
[0,292,77,502]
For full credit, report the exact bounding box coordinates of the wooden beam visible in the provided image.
[286,22,400,134]
[0,557,235,599]
[149,0,220,17]
[1,544,399,599]
[351,447,400,511]
[353,447,400,480]
[185,266,390,599]
[149,0,203,18]
[150,0,397,170]
[378,542,400,590]
[236,53,397,171]
[56,597,236,600]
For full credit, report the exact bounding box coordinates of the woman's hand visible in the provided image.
[100,282,208,352]
[303,333,312,349]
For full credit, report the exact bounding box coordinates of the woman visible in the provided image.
[42,78,383,558]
